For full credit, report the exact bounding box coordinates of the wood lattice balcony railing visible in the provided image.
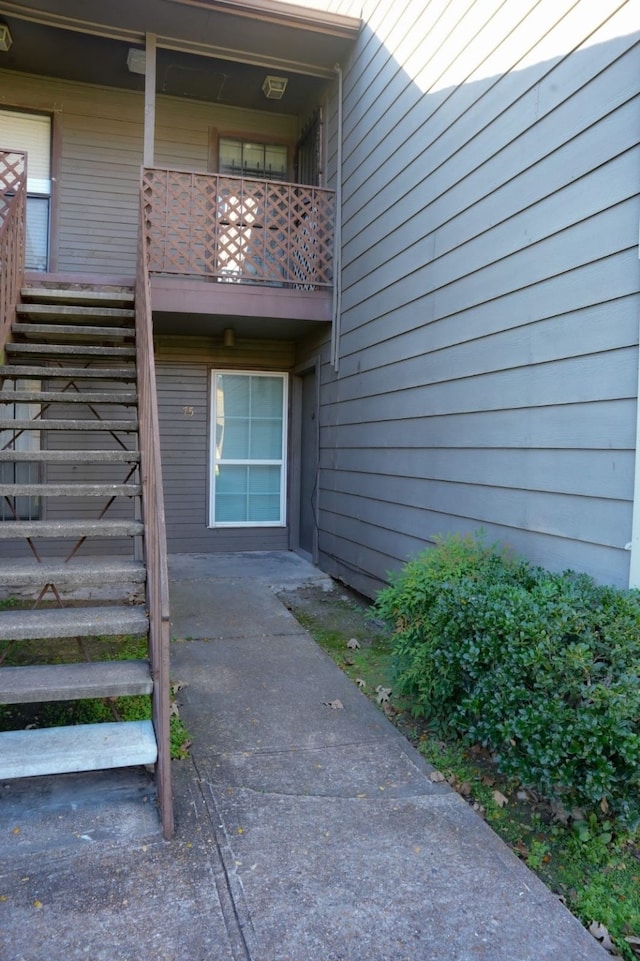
[0,149,27,348]
[142,166,335,290]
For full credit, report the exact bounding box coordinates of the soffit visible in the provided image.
[0,0,359,112]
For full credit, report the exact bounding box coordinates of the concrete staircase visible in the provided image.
[0,285,158,780]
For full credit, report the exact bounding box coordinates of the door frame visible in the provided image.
[289,355,320,563]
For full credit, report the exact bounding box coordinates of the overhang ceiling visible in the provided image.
[0,0,360,113]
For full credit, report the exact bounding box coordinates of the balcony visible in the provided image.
[142,167,335,327]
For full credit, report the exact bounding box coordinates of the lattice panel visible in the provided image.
[143,168,335,289]
[0,150,26,230]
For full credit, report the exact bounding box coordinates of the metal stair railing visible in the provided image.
[136,175,174,840]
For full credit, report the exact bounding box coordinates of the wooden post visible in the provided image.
[143,33,156,168]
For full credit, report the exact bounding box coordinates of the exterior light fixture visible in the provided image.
[0,23,12,52]
[127,48,146,75]
[261,75,288,100]
[223,328,236,348]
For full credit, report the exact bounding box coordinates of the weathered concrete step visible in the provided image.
[0,418,137,431]
[21,287,134,308]
[0,557,145,587]
[0,483,141,497]
[0,519,143,539]
[6,342,136,359]
[0,604,148,641]
[0,720,157,778]
[0,659,152,704]
[12,323,134,340]
[0,364,136,381]
[17,304,135,321]
[0,389,137,405]
[0,449,140,464]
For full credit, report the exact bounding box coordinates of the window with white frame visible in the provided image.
[210,372,287,526]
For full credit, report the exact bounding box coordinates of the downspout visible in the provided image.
[331,63,343,372]
[627,308,640,587]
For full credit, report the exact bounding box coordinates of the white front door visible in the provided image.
[0,109,51,270]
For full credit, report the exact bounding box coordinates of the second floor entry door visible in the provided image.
[0,108,51,271]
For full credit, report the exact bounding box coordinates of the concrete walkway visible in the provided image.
[0,552,607,961]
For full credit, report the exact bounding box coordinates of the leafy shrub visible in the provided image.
[372,533,640,824]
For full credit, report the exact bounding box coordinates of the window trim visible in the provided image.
[208,127,293,181]
[208,370,288,528]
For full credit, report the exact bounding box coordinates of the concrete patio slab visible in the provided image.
[0,552,610,961]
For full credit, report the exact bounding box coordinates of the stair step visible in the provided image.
[0,557,146,587]
[0,519,143,539]
[0,604,148,640]
[0,388,137,405]
[0,418,137,431]
[16,304,135,322]
[0,659,152,704]
[0,449,140,464]
[0,364,136,381]
[6,343,136,360]
[0,720,157,778]
[12,323,134,340]
[21,287,134,308]
[0,483,141,497]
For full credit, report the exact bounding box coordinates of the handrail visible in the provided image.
[136,170,174,840]
[142,166,335,289]
[0,149,27,351]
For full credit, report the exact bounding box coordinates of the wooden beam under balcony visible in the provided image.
[149,275,332,322]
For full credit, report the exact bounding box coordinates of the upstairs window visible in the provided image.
[219,138,288,181]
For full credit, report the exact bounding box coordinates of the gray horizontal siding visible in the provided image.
[156,335,294,553]
[310,0,640,594]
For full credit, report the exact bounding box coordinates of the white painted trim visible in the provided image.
[208,370,288,527]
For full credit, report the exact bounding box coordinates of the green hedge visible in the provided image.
[372,533,640,825]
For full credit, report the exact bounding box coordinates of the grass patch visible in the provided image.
[284,583,640,961]
[0,627,191,761]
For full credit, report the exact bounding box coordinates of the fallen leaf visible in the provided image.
[170,680,188,695]
[324,699,344,710]
[600,798,610,814]
[355,678,366,689]
[33,900,43,910]
[11,827,20,835]
[429,770,445,783]
[169,701,180,717]
[588,921,619,955]
[375,685,392,704]
[347,638,360,649]
[458,781,472,797]
[492,790,509,808]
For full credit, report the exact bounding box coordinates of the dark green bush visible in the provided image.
[372,533,640,824]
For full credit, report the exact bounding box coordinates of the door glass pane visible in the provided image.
[212,373,286,525]
[25,196,49,271]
